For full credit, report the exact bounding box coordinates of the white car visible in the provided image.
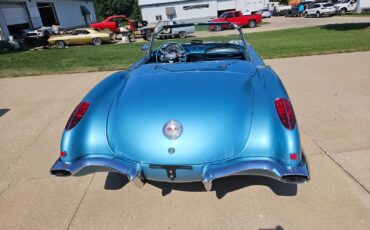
[261,8,272,18]
[21,27,53,38]
[335,0,358,15]
[304,3,336,18]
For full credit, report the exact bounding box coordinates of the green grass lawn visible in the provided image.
[0,23,369,78]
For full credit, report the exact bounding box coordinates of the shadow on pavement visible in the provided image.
[149,175,297,198]
[104,172,297,198]
[321,23,370,31]
[0,109,10,117]
[104,172,129,190]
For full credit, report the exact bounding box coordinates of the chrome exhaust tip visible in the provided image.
[281,175,309,184]
[50,169,72,177]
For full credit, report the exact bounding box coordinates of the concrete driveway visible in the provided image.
[0,52,369,229]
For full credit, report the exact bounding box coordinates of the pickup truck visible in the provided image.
[335,0,359,15]
[140,21,195,41]
[209,10,262,30]
[90,15,147,33]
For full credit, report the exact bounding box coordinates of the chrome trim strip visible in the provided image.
[50,157,141,181]
[202,153,310,185]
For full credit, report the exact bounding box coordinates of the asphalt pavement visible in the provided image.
[0,52,369,229]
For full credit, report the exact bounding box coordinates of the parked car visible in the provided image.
[287,1,314,17]
[335,0,358,15]
[140,21,195,41]
[48,28,111,48]
[209,10,262,30]
[261,8,272,18]
[304,3,336,18]
[50,22,310,191]
[22,27,52,38]
[90,15,147,33]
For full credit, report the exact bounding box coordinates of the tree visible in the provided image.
[278,0,290,5]
[93,0,142,21]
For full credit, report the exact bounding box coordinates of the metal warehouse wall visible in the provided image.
[52,0,96,28]
[139,0,269,23]
[0,0,97,40]
[140,0,219,23]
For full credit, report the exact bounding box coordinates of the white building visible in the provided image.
[139,0,269,23]
[0,0,97,40]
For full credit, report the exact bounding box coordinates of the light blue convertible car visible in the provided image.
[50,22,309,191]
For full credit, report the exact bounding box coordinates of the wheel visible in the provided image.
[55,40,66,48]
[316,11,321,18]
[215,25,222,31]
[178,31,186,39]
[248,20,256,28]
[304,12,308,18]
[92,37,102,46]
[339,8,347,15]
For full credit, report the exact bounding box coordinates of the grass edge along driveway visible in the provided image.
[0,23,369,78]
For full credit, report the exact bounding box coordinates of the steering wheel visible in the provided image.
[156,42,187,63]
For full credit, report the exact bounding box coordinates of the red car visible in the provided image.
[90,15,146,33]
[209,11,262,30]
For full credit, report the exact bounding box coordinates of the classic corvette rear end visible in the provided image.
[50,22,309,191]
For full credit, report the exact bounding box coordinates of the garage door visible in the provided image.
[0,3,29,26]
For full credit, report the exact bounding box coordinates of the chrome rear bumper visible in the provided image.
[50,153,309,191]
[202,154,309,190]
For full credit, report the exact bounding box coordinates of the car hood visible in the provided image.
[107,61,256,165]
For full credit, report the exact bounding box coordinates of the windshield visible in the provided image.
[145,22,250,64]
[149,22,247,60]
[219,13,226,18]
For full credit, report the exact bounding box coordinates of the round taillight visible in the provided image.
[275,98,296,130]
[65,102,89,130]
[60,151,67,157]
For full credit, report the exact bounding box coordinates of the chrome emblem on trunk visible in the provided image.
[163,120,183,140]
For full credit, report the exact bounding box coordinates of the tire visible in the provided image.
[55,40,66,48]
[92,37,102,46]
[178,31,186,39]
[339,8,347,15]
[248,20,256,28]
[216,25,222,31]
[316,11,321,18]
[304,12,308,18]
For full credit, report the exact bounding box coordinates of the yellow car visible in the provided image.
[48,28,111,48]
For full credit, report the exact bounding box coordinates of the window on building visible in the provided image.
[155,15,162,21]
[183,4,209,10]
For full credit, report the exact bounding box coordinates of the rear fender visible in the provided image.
[60,71,129,162]
[238,66,302,167]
